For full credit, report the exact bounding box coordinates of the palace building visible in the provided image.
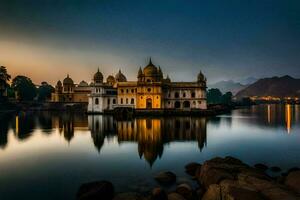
[51,59,207,112]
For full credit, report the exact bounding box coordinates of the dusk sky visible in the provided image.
[0,0,300,85]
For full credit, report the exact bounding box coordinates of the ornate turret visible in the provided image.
[197,71,206,82]
[94,68,103,84]
[63,74,74,85]
[165,75,171,83]
[106,75,116,85]
[55,80,62,93]
[115,70,127,82]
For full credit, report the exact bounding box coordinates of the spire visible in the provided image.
[67,74,69,78]
[149,57,153,65]
[97,67,100,72]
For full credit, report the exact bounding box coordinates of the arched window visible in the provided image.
[147,88,151,92]
[175,92,179,98]
[131,98,134,104]
[126,89,129,93]
[121,89,124,93]
[126,98,128,104]
[113,99,116,104]
[121,98,123,104]
[191,92,196,98]
[175,101,181,108]
[183,101,190,108]
[183,92,186,98]
[95,98,99,105]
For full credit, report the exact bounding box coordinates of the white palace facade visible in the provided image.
[87,59,207,113]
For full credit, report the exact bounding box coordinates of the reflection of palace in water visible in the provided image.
[88,115,207,166]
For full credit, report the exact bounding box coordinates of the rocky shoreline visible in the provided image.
[76,157,300,200]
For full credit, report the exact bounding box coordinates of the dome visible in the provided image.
[56,80,62,87]
[78,80,88,87]
[63,75,74,85]
[143,58,158,76]
[197,71,206,82]
[106,75,116,85]
[94,68,103,83]
[115,70,127,82]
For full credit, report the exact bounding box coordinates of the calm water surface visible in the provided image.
[0,104,299,200]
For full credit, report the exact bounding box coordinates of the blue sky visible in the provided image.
[0,0,299,84]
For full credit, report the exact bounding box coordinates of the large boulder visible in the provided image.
[154,171,176,185]
[113,192,145,200]
[76,180,114,200]
[185,162,201,176]
[200,157,300,200]
[285,170,300,194]
[197,156,248,189]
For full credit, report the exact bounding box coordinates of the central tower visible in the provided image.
[136,58,164,109]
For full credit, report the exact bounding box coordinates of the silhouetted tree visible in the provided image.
[207,88,223,104]
[12,75,37,101]
[38,82,54,101]
[0,66,11,100]
[222,92,233,105]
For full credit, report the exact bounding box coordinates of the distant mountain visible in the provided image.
[235,77,258,85]
[235,75,300,99]
[208,80,247,95]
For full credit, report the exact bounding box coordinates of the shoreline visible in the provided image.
[76,156,300,200]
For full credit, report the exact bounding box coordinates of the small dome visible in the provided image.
[197,71,206,82]
[106,75,116,85]
[78,80,88,87]
[56,80,62,87]
[165,75,171,83]
[143,58,158,76]
[94,68,103,83]
[63,75,74,85]
[115,70,127,82]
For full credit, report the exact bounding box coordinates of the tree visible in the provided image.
[207,88,223,104]
[38,82,54,101]
[12,75,37,101]
[222,92,233,105]
[0,66,11,99]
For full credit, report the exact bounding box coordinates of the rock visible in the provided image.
[270,166,281,172]
[287,167,300,174]
[76,180,114,200]
[152,187,168,200]
[219,179,265,200]
[201,184,221,200]
[113,192,145,200]
[154,171,176,185]
[185,162,201,176]
[176,183,193,200]
[254,163,269,171]
[167,193,186,200]
[197,156,247,189]
[285,170,300,194]
[195,187,205,199]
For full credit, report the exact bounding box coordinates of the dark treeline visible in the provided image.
[0,66,54,103]
[207,88,233,105]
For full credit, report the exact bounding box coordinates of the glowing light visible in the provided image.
[15,115,19,135]
[267,105,271,124]
[285,104,292,134]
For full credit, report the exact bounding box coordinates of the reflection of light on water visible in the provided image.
[285,104,292,134]
[267,105,271,124]
[15,116,19,136]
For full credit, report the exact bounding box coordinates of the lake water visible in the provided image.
[0,104,300,200]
